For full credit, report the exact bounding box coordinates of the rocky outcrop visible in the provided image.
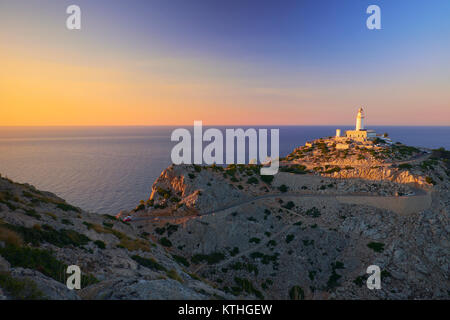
[327,166,427,185]
[9,268,80,300]
[80,277,229,300]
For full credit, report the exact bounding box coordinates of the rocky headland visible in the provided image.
[1,138,449,299]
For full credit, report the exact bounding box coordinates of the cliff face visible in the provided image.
[147,164,248,215]
[327,166,427,185]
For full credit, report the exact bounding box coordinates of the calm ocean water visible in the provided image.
[0,126,448,214]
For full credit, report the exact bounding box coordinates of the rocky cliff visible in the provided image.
[1,141,449,300]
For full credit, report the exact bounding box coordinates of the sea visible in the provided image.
[0,126,448,214]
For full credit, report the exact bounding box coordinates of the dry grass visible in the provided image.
[166,269,183,283]
[84,221,150,252]
[0,225,23,247]
[42,212,57,220]
[118,238,150,252]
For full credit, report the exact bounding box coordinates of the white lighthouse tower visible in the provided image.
[355,107,364,131]
[344,107,376,141]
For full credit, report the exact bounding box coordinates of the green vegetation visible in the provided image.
[191,252,225,265]
[0,271,46,299]
[156,187,171,199]
[172,254,190,267]
[398,163,412,169]
[280,165,308,174]
[282,201,295,210]
[323,166,341,174]
[249,251,279,265]
[289,286,305,300]
[305,207,321,218]
[61,219,73,226]
[327,261,345,290]
[131,255,166,271]
[353,275,367,287]
[246,177,259,185]
[249,237,261,244]
[229,247,240,256]
[24,208,41,220]
[233,277,264,299]
[94,240,106,249]
[425,176,436,185]
[260,175,274,184]
[367,242,385,253]
[158,237,172,247]
[56,202,80,213]
[285,234,295,244]
[229,262,259,275]
[266,240,276,247]
[166,269,183,283]
[4,223,90,248]
[278,184,288,193]
[102,221,113,228]
[0,244,98,286]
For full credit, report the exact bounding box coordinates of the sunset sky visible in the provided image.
[1,0,449,126]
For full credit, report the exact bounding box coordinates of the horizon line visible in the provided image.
[0,124,449,128]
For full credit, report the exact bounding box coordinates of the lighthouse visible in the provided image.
[355,108,364,131]
[343,107,377,141]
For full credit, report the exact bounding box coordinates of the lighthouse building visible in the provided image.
[339,108,377,142]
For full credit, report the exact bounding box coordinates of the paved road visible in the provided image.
[132,187,426,223]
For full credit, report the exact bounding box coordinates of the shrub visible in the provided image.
[24,208,41,220]
[0,271,46,299]
[159,237,172,247]
[94,240,106,249]
[166,224,179,237]
[285,234,295,243]
[61,219,73,226]
[191,252,225,265]
[249,237,261,244]
[234,277,263,299]
[0,225,23,247]
[156,187,171,199]
[289,286,305,300]
[278,185,288,193]
[131,255,166,271]
[0,244,98,286]
[266,240,277,247]
[4,223,90,248]
[247,177,259,185]
[282,201,295,210]
[305,207,321,218]
[166,269,183,283]
[229,247,240,256]
[367,242,385,253]
[102,221,113,228]
[118,238,150,252]
[260,175,274,184]
[56,203,80,213]
[172,254,190,267]
[425,176,436,185]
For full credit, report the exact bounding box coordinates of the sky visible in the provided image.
[0,0,449,126]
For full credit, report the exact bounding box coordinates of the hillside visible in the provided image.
[1,140,449,299]
[0,176,229,300]
[124,140,449,299]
